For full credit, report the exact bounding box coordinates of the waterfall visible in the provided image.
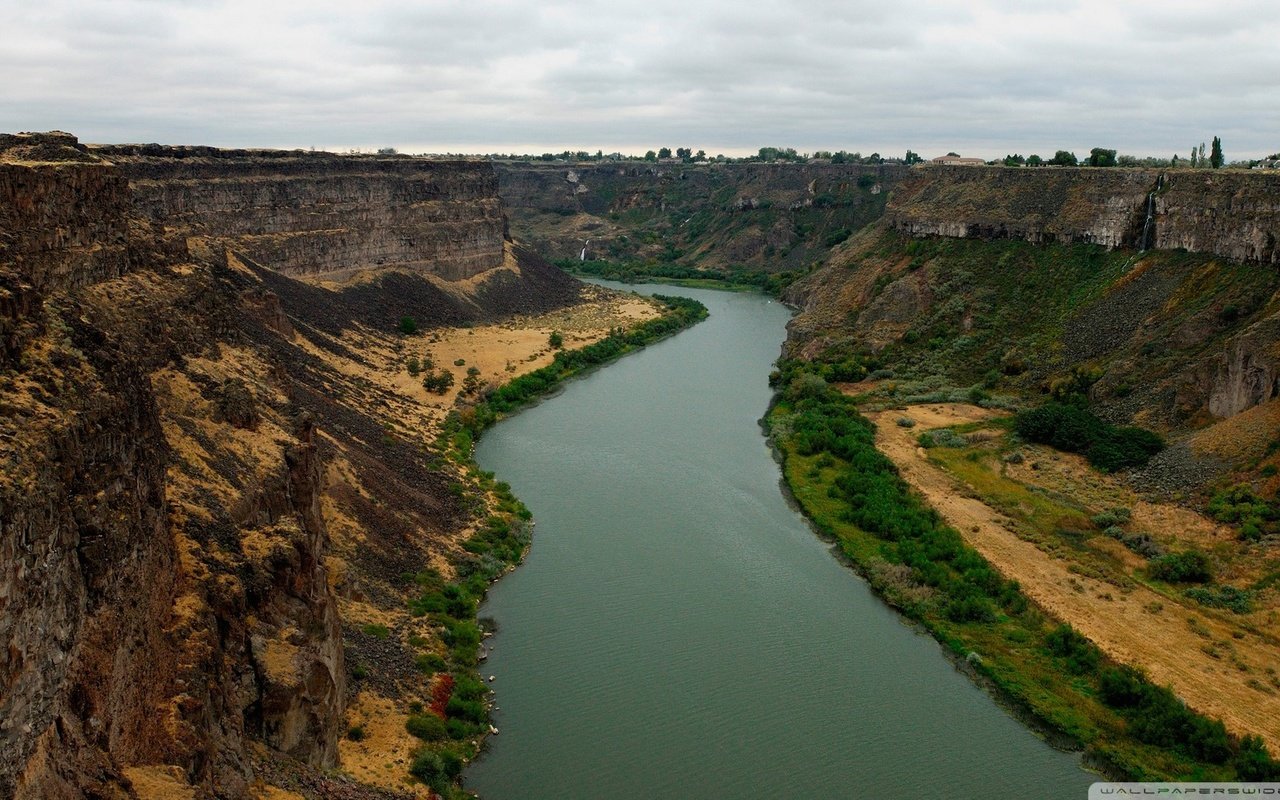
[1139,174,1165,252]
[580,239,590,261]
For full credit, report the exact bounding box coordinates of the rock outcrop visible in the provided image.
[885,165,1280,265]
[96,144,507,281]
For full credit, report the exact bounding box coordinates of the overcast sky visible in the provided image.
[3,0,1277,159]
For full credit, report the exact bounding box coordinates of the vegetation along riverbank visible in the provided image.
[768,357,1280,781]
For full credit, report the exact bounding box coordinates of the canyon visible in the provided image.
[3,131,1279,797]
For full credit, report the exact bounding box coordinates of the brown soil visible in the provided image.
[866,403,1280,752]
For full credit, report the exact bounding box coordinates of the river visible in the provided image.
[463,283,1093,799]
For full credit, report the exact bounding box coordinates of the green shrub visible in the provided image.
[409,750,447,788]
[920,428,968,449]
[1098,666,1145,708]
[1091,508,1131,528]
[1207,484,1277,541]
[1045,624,1100,674]
[423,369,455,394]
[415,653,447,673]
[1149,550,1212,584]
[398,316,418,335]
[824,227,852,247]
[1185,585,1253,613]
[1119,531,1164,559]
[347,725,365,741]
[1235,735,1280,780]
[945,596,997,623]
[361,623,390,639]
[406,713,447,741]
[1086,427,1165,472]
[1014,402,1162,471]
[447,718,476,740]
[445,695,487,724]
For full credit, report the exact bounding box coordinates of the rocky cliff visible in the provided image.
[498,161,909,271]
[95,144,507,281]
[885,165,1280,265]
[0,132,582,799]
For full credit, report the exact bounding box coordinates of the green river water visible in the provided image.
[463,283,1094,799]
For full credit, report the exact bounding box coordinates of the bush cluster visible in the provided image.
[1014,401,1163,472]
[1148,550,1212,583]
[1208,484,1278,541]
[1097,665,1270,771]
[785,384,1019,625]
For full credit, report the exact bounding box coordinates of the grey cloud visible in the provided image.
[0,0,1276,157]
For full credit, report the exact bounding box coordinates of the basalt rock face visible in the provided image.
[0,132,574,798]
[94,144,507,281]
[498,161,909,270]
[885,165,1280,264]
[1,133,583,798]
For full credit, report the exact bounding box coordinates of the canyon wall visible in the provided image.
[95,144,507,281]
[0,132,586,799]
[885,165,1280,265]
[1,132,351,799]
[498,161,909,270]
[499,161,909,217]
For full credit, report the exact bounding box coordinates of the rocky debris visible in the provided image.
[343,625,423,699]
[1129,440,1232,498]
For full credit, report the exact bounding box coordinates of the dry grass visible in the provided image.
[121,766,196,800]
[337,692,433,797]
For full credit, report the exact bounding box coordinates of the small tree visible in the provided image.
[422,369,455,394]
[1210,136,1224,169]
[406,356,421,376]
[548,331,564,349]
[657,147,672,159]
[1050,150,1078,166]
[1088,148,1117,167]
[1026,154,1043,166]
[904,149,923,165]
[398,316,418,335]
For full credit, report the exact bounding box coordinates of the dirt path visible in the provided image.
[867,403,1280,752]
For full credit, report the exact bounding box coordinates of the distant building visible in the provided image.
[931,154,986,166]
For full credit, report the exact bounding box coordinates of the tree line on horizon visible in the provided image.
[1000,136,1246,169]
[425,134,1276,169]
